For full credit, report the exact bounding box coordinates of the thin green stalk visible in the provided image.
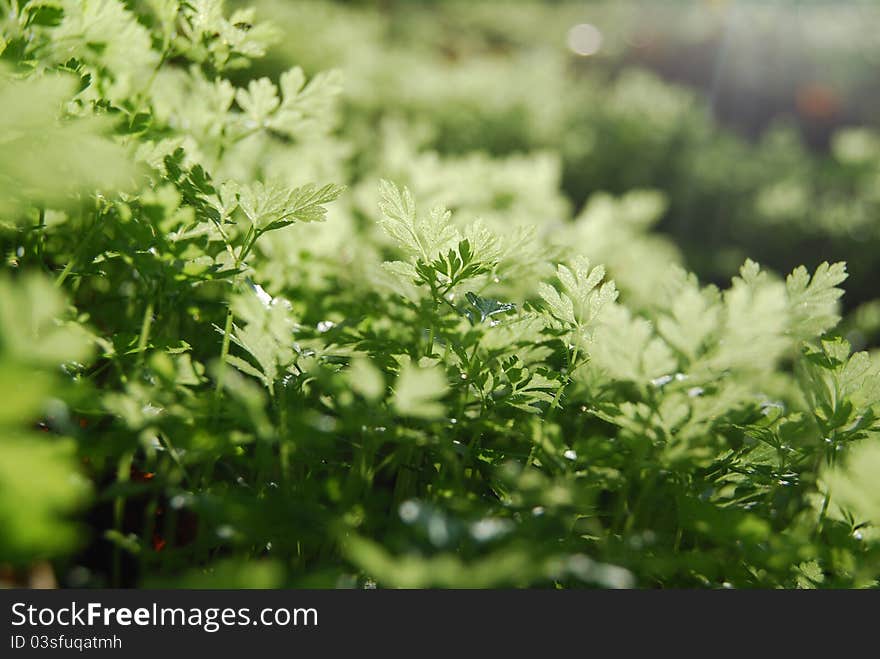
[238,226,258,263]
[136,300,155,367]
[816,485,832,537]
[111,451,134,588]
[55,210,103,288]
[425,325,435,357]
[212,226,258,418]
[35,208,48,272]
[625,472,657,534]
[524,444,537,470]
[213,308,234,398]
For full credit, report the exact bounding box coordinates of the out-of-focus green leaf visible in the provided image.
[393,361,449,419]
[0,433,90,563]
[0,69,137,217]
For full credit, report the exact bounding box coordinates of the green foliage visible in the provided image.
[0,275,91,562]
[393,361,449,420]
[826,442,880,532]
[0,68,136,217]
[0,0,878,589]
[258,0,880,310]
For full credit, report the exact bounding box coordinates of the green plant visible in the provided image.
[256,0,880,311]
[1,0,879,589]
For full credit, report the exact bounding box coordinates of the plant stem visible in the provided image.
[137,300,155,367]
[35,208,48,272]
[425,325,435,357]
[55,210,103,288]
[816,486,832,537]
[212,227,258,418]
[213,308,234,400]
[111,451,134,588]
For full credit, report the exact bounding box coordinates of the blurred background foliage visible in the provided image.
[245,0,880,346]
[1,0,879,589]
